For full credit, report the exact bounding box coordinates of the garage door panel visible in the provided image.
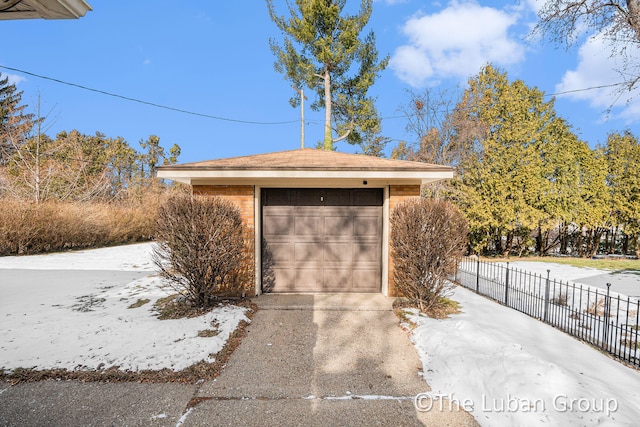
[295,268,322,288]
[322,268,351,291]
[353,189,383,206]
[263,214,293,237]
[354,215,380,237]
[352,269,380,291]
[324,189,351,206]
[353,242,380,263]
[294,242,322,263]
[324,215,353,237]
[266,242,294,263]
[270,269,295,292]
[264,189,292,206]
[323,241,352,263]
[295,189,323,206]
[295,216,320,235]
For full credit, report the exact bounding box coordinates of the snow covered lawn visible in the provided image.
[405,263,640,427]
[0,243,251,374]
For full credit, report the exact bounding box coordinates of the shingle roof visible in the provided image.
[158,148,452,172]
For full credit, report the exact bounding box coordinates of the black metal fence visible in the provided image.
[455,256,640,368]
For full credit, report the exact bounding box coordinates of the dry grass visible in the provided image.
[127,298,150,309]
[152,295,213,320]
[393,296,461,322]
[483,255,640,272]
[0,195,161,256]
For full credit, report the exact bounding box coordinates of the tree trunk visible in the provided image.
[323,68,332,150]
[627,0,640,44]
[535,225,543,255]
[559,222,568,255]
[577,225,585,257]
[503,231,513,257]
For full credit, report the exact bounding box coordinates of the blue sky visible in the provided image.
[1,0,639,164]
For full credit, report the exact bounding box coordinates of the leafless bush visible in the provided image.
[391,198,468,312]
[152,194,251,307]
[586,298,613,317]
[551,292,568,306]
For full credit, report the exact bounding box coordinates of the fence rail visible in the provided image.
[455,256,640,368]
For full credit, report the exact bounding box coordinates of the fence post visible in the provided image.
[504,262,510,306]
[603,283,611,351]
[476,257,480,294]
[543,269,550,322]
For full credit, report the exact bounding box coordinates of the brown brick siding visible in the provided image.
[192,185,256,296]
[388,185,421,297]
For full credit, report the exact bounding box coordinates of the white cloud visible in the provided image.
[525,0,545,14]
[555,34,640,124]
[390,1,525,87]
[3,72,26,85]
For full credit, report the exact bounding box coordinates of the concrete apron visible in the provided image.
[187,293,478,427]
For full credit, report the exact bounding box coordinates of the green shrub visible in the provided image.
[390,198,468,312]
[152,194,251,307]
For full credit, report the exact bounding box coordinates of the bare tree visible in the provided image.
[395,88,480,167]
[533,0,640,91]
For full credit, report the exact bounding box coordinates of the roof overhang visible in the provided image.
[156,148,455,188]
[157,168,454,187]
[0,0,91,20]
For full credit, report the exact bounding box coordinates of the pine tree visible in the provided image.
[606,130,640,257]
[266,0,388,150]
[0,73,34,165]
[452,65,562,254]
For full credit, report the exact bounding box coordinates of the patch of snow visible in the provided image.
[322,394,413,401]
[0,244,250,372]
[0,242,156,271]
[175,408,193,427]
[500,261,608,282]
[407,285,640,427]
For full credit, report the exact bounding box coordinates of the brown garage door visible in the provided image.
[262,188,383,293]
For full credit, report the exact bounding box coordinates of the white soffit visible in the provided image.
[0,0,92,20]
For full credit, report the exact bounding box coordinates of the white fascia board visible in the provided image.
[157,169,454,181]
[59,0,92,17]
[29,0,91,19]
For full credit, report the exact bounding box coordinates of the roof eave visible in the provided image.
[157,169,454,187]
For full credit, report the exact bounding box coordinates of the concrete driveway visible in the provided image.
[0,293,477,426]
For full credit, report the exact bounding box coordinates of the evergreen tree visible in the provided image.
[0,73,34,165]
[452,65,565,255]
[266,0,388,150]
[606,130,640,257]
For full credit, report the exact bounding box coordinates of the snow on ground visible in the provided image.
[0,243,250,372]
[407,262,640,427]
[498,261,609,283]
[502,260,640,298]
[0,243,156,271]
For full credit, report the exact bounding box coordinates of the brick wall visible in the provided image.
[388,185,421,297]
[192,185,256,296]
